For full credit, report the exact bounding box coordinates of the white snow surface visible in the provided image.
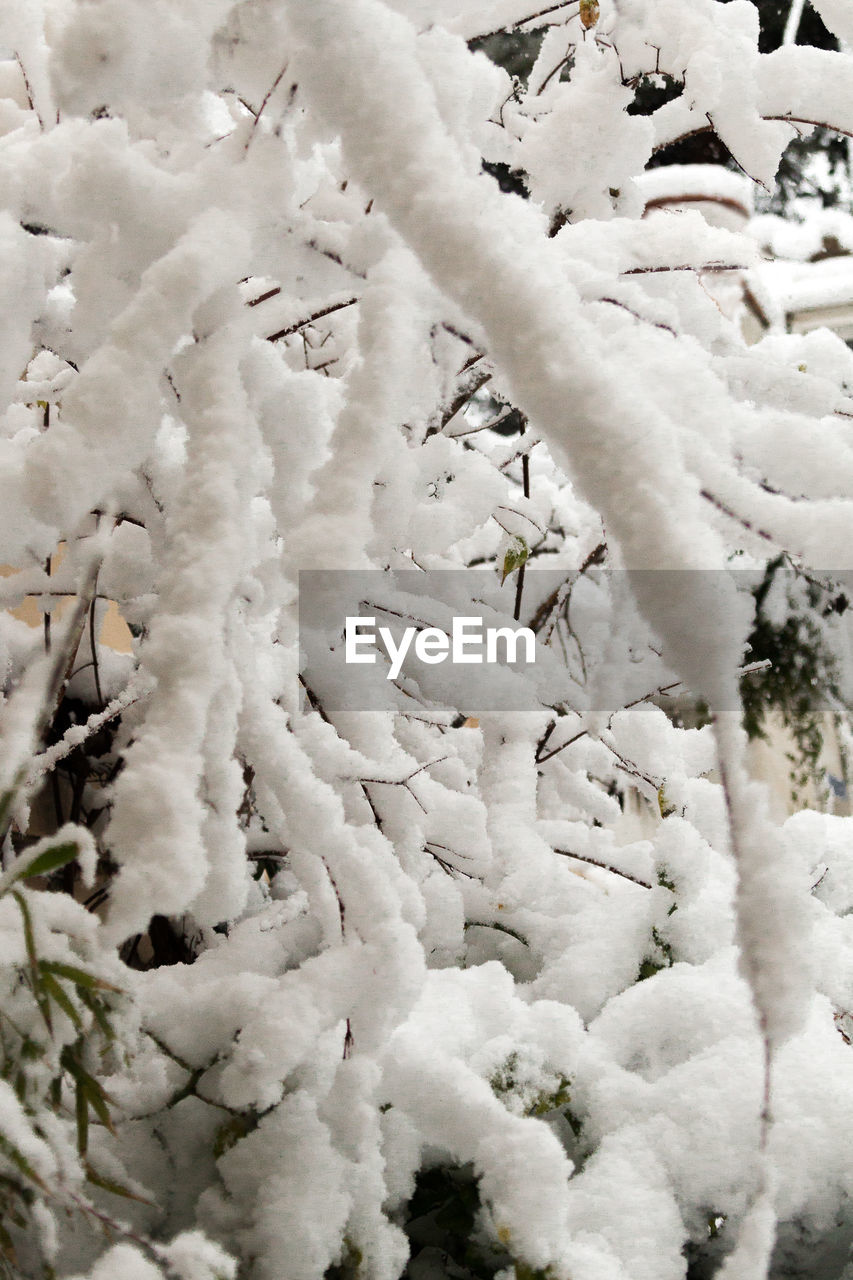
[0,3,851,1279]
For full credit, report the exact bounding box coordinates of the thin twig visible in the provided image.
[434,367,493,434]
[599,296,676,336]
[764,113,853,141]
[700,488,776,545]
[553,848,652,888]
[537,54,573,96]
[14,52,43,128]
[424,842,474,878]
[472,0,579,40]
[495,504,544,538]
[354,757,449,787]
[245,62,289,152]
[89,596,104,711]
[537,727,588,764]
[448,407,515,438]
[247,285,281,308]
[266,296,359,343]
[622,262,747,276]
[27,680,148,786]
[516,442,532,624]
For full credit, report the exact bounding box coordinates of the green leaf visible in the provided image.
[0,1134,47,1192]
[13,842,78,884]
[61,1050,116,1135]
[19,1039,40,1064]
[0,793,12,835]
[39,973,82,1029]
[75,1080,88,1156]
[11,893,37,984]
[84,1164,152,1205]
[657,785,676,819]
[40,961,122,995]
[501,536,529,585]
[81,1076,115,1135]
[11,893,51,1034]
[528,1076,572,1117]
[77,988,115,1040]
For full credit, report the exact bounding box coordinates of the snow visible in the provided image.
[636,164,756,215]
[1,1,853,1278]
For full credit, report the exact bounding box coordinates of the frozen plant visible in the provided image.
[2,1,853,1278]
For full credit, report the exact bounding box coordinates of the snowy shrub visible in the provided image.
[3,1,853,1278]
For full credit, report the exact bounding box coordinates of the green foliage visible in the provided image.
[9,843,78,885]
[741,559,848,800]
[402,1164,509,1280]
[488,1050,521,1099]
[501,537,529,586]
[0,855,127,1272]
[489,1053,574,1122]
[639,868,678,982]
[527,1077,573,1119]
[474,1,847,218]
[400,1161,565,1280]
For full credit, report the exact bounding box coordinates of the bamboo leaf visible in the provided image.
[77,988,115,1040]
[75,1080,88,1156]
[39,973,82,1029]
[11,893,51,1034]
[81,1076,116,1136]
[61,1056,116,1136]
[40,961,122,995]
[13,842,78,883]
[84,1164,152,1205]
[0,1135,47,1192]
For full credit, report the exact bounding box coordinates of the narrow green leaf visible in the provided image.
[84,1164,152,1205]
[75,1080,88,1156]
[39,973,82,1029]
[11,893,51,1034]
[15,842,78,883]
[77,988,115,1040]
[81,1076,115,1136]
[40,961,122,995]
[62,1055,116,1136]
[11,893,37,982]
[0,1134,47,1192]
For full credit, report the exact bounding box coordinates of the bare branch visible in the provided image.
[553,848,652,888]
[266,296,359,342]
[472,0,580,41]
